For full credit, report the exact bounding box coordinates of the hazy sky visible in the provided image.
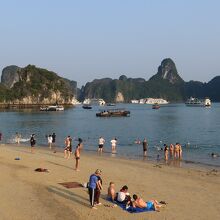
[0,0,220,87]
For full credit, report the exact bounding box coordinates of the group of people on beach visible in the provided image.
[98,136,117,153]
[88,169,165,211]
[163,143,182,161]
[136,138,183,161]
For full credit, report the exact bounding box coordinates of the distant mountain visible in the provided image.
[0,65,77,105]
[80,58,185,102]
[80,58,220,103]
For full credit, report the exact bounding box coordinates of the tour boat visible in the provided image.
[185,97,211,107]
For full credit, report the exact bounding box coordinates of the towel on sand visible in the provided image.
[106,198,155,213]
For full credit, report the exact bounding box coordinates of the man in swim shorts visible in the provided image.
[98,137,105,153]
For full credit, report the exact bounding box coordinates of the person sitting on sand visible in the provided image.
[116,185,131,204]
[132,194,163,211]
[107,182,116,201]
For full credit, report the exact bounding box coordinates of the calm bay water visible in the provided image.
[0,104,220,167]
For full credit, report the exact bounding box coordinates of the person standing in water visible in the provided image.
[30,134,36,153]
[142,138,148,157]
[0,132,2,142]
[111,138,117,153]
[174,143,180,159]
[15,132,21,144]
[169,144,174,158]
[52,132,56,152]
[164,144,169,161]
[48,135,52,149]
[98,137,105,153]
[179,143,182,159]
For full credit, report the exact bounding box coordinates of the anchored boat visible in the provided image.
[82,104,92,109]
[96,108,130,117]
[40,105,64,111]
[152,103,160,109]
[185,97,211,107]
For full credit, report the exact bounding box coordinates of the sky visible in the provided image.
[0,0,220,87]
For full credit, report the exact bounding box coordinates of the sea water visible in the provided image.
[0,104,220,167]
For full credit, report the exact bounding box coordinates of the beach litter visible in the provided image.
[14,157,21,160]
[34,168,49,172]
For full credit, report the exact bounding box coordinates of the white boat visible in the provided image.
[131,100,139,104]
[83,98,106,106]
[145,98,169,105]
[40,105,64,111]
[185,97,211,107]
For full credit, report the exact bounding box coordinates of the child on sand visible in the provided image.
[107,182,116,201]
[74,144,80,171]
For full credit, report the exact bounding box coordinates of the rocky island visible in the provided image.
[0,65,78,109]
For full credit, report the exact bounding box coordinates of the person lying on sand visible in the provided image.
[107,182,116,201]
[132,194,163,211]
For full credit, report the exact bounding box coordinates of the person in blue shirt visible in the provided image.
[88,169,102,209]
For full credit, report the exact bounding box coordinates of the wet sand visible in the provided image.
[0,144,220,220]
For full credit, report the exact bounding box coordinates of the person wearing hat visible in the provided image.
[88,169,102,209]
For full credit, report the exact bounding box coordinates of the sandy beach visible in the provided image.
[0,144,220,220]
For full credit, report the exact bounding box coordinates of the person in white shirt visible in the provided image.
[111,138,117,153]
[98,137,105,153]
[48,135,52,149]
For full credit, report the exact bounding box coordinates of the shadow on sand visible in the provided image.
[47,185,90,208]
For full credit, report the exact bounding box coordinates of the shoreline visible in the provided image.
[0,143,220,220]
[2,142,220,171]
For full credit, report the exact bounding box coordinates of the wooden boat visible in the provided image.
[96,109,130,117]
[152,103,160,109]
[82,104,92,109]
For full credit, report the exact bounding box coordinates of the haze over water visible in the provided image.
[0,104,220,167]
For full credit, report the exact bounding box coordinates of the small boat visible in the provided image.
[152,103,160,109]
[82,104,92,109]
[106,103,116,106]
[96,109,130,117]
[40,105,64,111]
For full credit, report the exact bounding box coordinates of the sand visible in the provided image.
[0,144,220,220]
